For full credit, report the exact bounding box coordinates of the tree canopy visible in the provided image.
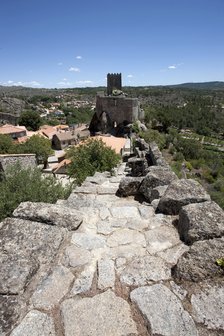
[66,138,120,184]
[18,110,42,131]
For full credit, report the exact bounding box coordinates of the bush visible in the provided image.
[0,164,72,222]
[173,152,184,161]
[139,129,166,149]
[67,139,120,185]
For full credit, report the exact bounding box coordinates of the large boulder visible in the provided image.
[157,179,210,215]
[178,201,224,244]
[13,201,83,230]
[0,218,65,295]
[118,176,143,196]
[131,284,197,336]
[173,237,224,282]
[139,166,177,202]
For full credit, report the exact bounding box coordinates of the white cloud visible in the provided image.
[69,67,80,72]
[57,81,73,86]
[3,80,41,87]
[57,62,63,66]
[76,56,82,59]
[76,80,93,86]
[168,65,176,69]
[127,74,133,78]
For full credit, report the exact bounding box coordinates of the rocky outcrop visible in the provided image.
[178,201,224,244]
[173,237,224,282]
[118,176,143,196]
[13,201,83,230]
[139,166,177,201]
[157,178,210,215]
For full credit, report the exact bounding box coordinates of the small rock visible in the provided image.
[157,243,189,265]
[71,232,106,250]
[107,228,146,248]
[10,310,56,336]
[138,204,155,218]
[131,284,197,336]
[71,265,95,295]
[98,258,115,289]
[62,245,92,268]
[110,206,140,219]
[61,290,137,336]
[31,266,74,310]
[170,280,188,300]
[145,225,180,254]
[120,255,171,286]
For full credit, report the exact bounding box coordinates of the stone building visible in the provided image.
[89,73,144,135]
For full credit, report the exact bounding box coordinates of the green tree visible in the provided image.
[0,163,72,222]
[0,134,14,154]
[21,135,53,166]
[67,139,120,184]
[139,129,166,149]
[19,110,42,131]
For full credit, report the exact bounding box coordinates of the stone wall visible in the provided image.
[0,112,19,125]
[0,154,37,172]
[96,95,141,124]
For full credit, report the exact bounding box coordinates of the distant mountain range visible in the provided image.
[0,81,224,94]
[167,81,224,90]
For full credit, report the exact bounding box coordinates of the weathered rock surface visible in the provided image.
[107,228,146,248]
[145,225,180,254]
[61,290,137,336]
[149,185,168,202]
[0,218,64,294]
[118,176,143,196]
[97,258,115,289]
[191,284,224,330]
[120,255,171,285]
[140,166,177,201]
[131,284,197,336]
[71,264,95,295]
[157,179,210,215]
[71,232,106,250]
[62,245,92,268]
[157,243,189,266]
[13,201,83,230]
[31,266,74,310]
[178,201,224,244]
[173,237,224,282]
[0,296,25,336]
[10,310,56,336]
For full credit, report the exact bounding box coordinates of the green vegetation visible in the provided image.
[0,134,53,166]
[18,110,42,131]
[216,258,224,268]
[0,164,71,222]
[67,139,120,185]
[62,106,94,125]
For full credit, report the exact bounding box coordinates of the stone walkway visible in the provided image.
[2,163,224,336]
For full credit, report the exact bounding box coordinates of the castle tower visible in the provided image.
[107,73,122,96]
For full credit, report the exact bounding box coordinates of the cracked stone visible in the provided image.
[61,290,137,336]
[97,258,115,290]
[71,265,95,295]
[131,284,197,336]
[31,266,74,310]
[107,228,146,248]
[71,232,106,250]
[62,245,92,268]
[145,225,180,254]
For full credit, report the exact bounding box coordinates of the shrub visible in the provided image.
[67,139,120,185]
[173,152,184,161]
[139,129,166,149]
[0,163,72,222]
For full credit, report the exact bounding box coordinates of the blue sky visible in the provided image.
[0,0,223,88]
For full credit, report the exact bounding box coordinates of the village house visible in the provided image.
[52,131,78,150]
[0,124,27,140]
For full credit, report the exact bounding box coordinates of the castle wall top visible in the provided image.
[107,73,122,96]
